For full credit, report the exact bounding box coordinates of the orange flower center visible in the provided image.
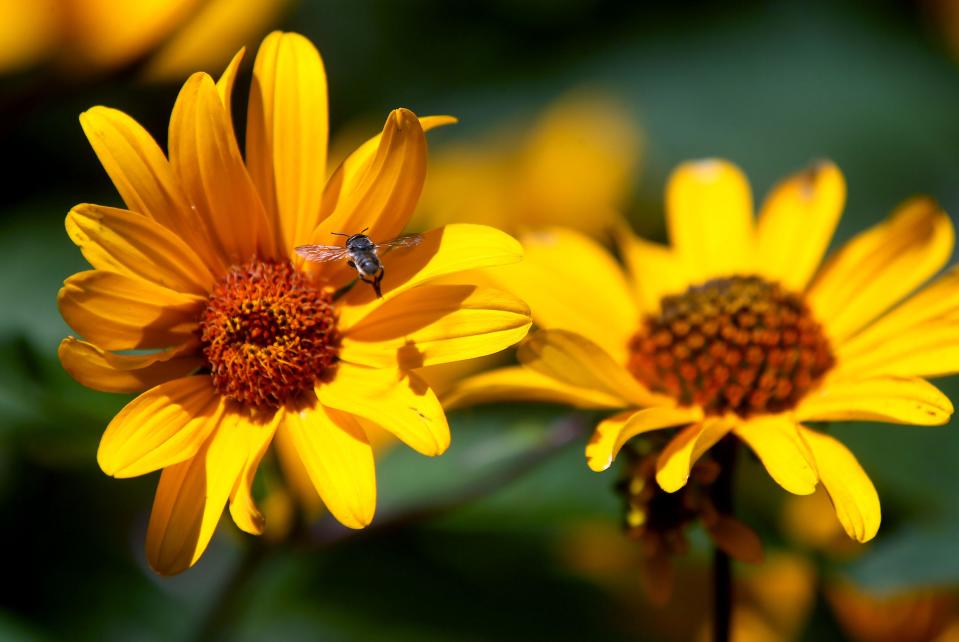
[199,260,339,409]
[627,275,834,417]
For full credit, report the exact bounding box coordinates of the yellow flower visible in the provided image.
[57,31,531,575]
[448,159,957,543]
[0,0,287,79]
[412,91,642,237]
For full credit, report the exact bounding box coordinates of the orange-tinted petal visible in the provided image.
[808,198,954,343]
[656,418,734,493]
[341,284,530,369]
[666,159,755,281]
[228,408,282,536]
[66,203,215,295]
[169,72,274,263]
[756,160,845,290]
[799,426,880,543]
[98,376,222,478]
[442,365,626,410]
[586,405,703,472]
[58,270,203,350]
[734,415,818,495]
[795,376,953,426]
[316,364,449,456]
[58,337,201,394]
[146,410,274,575]
[246,32,329,251]
[215,48,244,138]
[280,401,376,529]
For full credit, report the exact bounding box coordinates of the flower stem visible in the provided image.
[710,437,737,642]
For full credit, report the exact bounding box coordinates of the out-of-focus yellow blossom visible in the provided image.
[0,0,288,79]
[450,159,958,544]
[828,582,959,642]
[413,92,642,237]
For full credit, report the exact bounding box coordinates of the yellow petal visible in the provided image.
[799,426,880,542]
[808,197,954,342]
[169,72,274,263]
[98,376,222,478]
[317,364,449,456]
[666,159,755,281]
[280,401,376,529]
[78,106,221,272]
[336,224,523,327]
[442,365,626,410]
[482,227,639,362]
[246,32,328,251]
[755,160,845,290]
[273,414,324,516]
[66,203,215,295]
[58,337,201,394]
[215,47,244,138]
[146,411,274,575]
[310,108,425,280]
[586,405,703,472]
[341,284,531,369]
[58,270,203,351]
[656,418,734,493]
[228,409,282,536]
[518,329,664,407]
[733,415,818,495]
[795,376,953,426]
[835,266,959,379]
[615,225,690,313]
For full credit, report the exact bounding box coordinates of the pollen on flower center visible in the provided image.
[627,275,834,417]
[199,260,339,409]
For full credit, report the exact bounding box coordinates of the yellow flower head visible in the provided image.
[449,159,957,544]
[57,31,531,575]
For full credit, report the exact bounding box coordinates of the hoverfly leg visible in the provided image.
[347,259,356,269]
[373,269,384,298]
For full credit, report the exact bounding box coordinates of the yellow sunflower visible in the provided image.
[57,31,531,575]
[448,158,957,543]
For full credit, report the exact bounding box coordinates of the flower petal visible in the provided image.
[146,411,273,575]
[280,401,376,529]
[317,363,449,456]
[656,419,734,493]
[734,415,818,495]
[98,376,222,478]
[442,366,626,410]
[586,405,703,472]
[58,270,203,350]
[795,376,953,426]
[483,227,639,362]
[755,160,845,290]
[58,337,202,394]
[169,72,274,263]
[808,197,954,342]
[66,203,215,295]
[799,426,880,543]
[246,31,328,250]
[341,284,530,369]
[215,47,244,137]
[616,225,690,313]
[78,106,221,272]
[228,409,282,536]
[309,108,425,280]
[835,266,959,379]
[336,224,523,327]
[666,159,755,281]
[518,329,665,407]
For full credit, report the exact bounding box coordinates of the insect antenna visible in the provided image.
[330,232,350,238]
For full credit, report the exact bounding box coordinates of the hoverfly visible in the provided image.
[295,228,423,298]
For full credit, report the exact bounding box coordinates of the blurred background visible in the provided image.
[5,1,959,640]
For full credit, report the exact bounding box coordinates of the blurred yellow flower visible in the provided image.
[57,31,530,575]
[412,92,642,237]
[449,159,957,543]
[0,0,288,79]
[828,582,959,642]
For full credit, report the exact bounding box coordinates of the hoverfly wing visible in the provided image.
[294,244,350,262]
[375,233,424,252]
